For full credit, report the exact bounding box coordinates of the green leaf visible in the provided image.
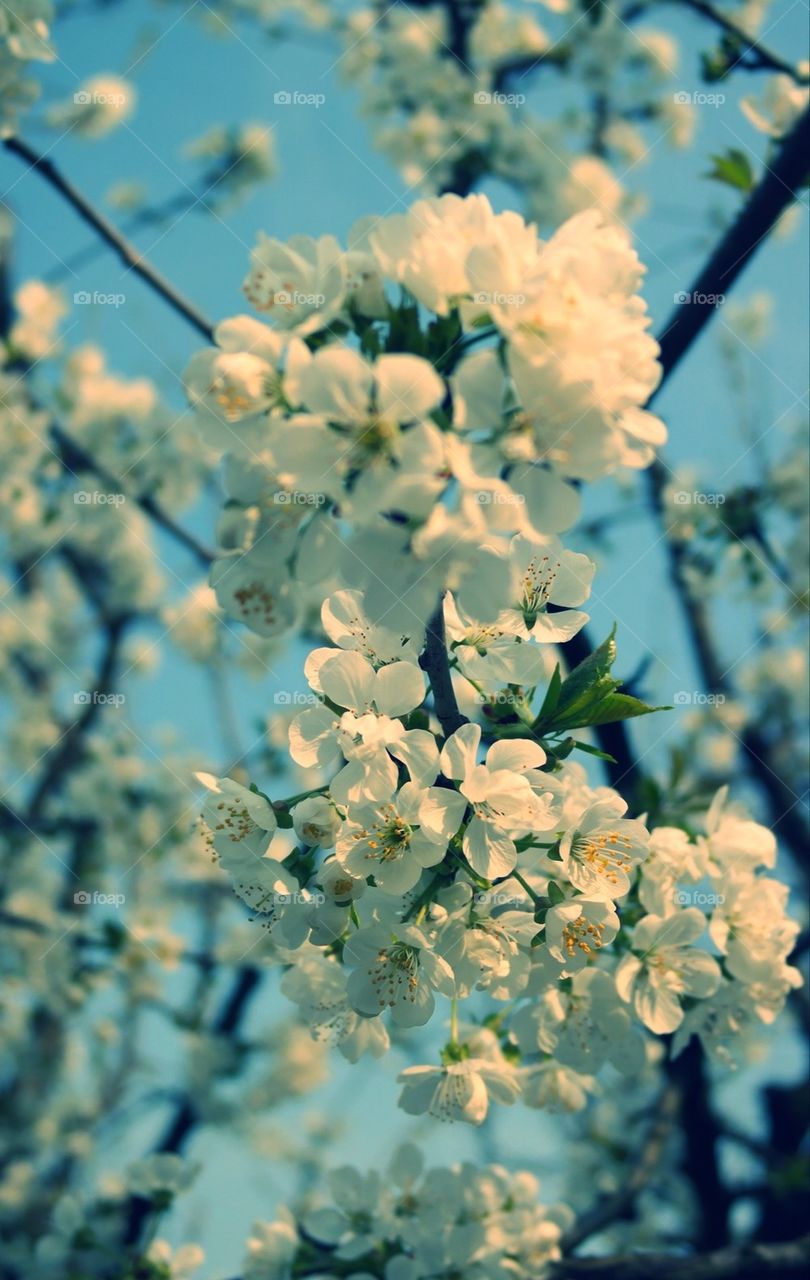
[570,739,618,762]
[546,881,566,905]
[575,693,671,727]
[706,148,755,193]
[532,627,668,735]
[537,663,562,722]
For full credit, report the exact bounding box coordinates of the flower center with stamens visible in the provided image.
[571,830,634,885]
[353,808,412,863]
[368,944,420,1006]
[562,914,606,958]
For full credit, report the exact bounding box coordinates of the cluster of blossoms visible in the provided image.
[185,191,665,633]
[242,1144,572,1280]
[200,581,800,1125]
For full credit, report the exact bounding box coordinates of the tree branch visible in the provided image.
[551,1234,810,1279]
[651,105,810,391]
[419,595,468,739]
[51,424,215,567]
[669,0,809,82]
[3,136,215,342]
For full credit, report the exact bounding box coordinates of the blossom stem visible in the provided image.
[449,997,459,1046]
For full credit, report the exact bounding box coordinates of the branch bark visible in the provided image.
[419,596,468,739]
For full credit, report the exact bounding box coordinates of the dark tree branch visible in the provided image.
[2,136,215,342]
[651,106,810,392]
[419,596,468,739]
[551,1234,810,1279]
[669,0,809,82]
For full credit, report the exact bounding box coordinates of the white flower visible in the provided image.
[701,786,776,873]
[196,771,277,859]
[280,953,390,1062]
[243,232,346,335]
[638,825,708,916]
[559,796,649,899]
[209,549,298,637]
[291,794,340,847]
[398,1055,521,1124]
[243,1212,299,1280]
[8,280,65,360]
[146,1242,205,1280]
[440,722,553,879]
[513,968,644,1076]
[344,922,455,1026]
[294,345,447,522]
[335,782,465,894]
[310,588,422,675]
[615,908,722,1034]
[289,654,439,805]
[184,315,309,447]
[490,532,595,641]
[708,876,799,985]
[544,897,619,971]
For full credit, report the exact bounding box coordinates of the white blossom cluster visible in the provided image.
[185,191,665,633]
[200,582,800,1125]
[242,1144,572,1280]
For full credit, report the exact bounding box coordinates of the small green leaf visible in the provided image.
[706,148,755,193]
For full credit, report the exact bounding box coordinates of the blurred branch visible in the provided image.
[560,1083,680,1252]
[25,614,130,826]
[123,964,262,1246]
[667,0,809,82]
[551,1234,810,1278]
[2,136,215,341]
[51,424,215,567]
